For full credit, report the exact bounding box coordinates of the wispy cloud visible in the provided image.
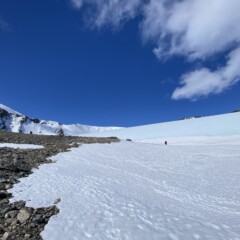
[71,0,83,9]
[71,0,240,100]
[0,18,10,31]
[71,0,142,28]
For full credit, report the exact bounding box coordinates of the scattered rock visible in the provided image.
[29,223,37,228]
[54,198,61,205]
[4,184,11,190]
[24,233,31,238]
[32,214,45,224]
[5,218,15,226]
[17,209,31,223]
[233,109,240,113]
[0,191,8,200]
[1,208,9,215]
[14,200,25,208]
[0,199,9,205]
[2,232,9,240]
[0,179,8,184]
[5,210,18,219]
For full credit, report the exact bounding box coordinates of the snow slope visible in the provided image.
[0,103,122,136]
[0,143,44,149]
[0,103,22,115]
[9,141,240,240]
[84,112,240,140]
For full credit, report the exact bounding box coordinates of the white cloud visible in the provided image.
[92,0,142,28]
[71,0,240,100]
[71,0,142,27]
[172,47,240,100]
[0,18,10,31]
[71,0,83,9]
[141,0,240,60]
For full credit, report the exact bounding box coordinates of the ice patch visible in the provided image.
[0,143,44,149]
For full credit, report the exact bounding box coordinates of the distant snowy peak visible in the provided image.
[0,104,23,116]
[0,103,122,136]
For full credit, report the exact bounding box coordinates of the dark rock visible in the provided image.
[31,118,40,124]
[180,116,203,120]
[32,214,45,224]
[0,179,9,184]
[0,191,9,200]
[54,198,61,205]
[5,218,15,225]
[1,208,10,215]
[0,199,9,205]
[14,200,25,208]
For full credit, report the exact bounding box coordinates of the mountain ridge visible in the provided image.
[0,104,122,136]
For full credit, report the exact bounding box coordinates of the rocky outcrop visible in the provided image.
[0,109,9,130]
[180,116,203,120]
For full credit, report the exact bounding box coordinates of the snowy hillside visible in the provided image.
[0,104,122,136]
[84,112,240,140]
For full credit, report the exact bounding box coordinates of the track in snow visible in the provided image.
[9,141,240,240]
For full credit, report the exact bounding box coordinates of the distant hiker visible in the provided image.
[164,141,168,145]
[30,131,33,134]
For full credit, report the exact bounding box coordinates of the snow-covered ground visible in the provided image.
[138,135,240,145]
[0,143,44,149]
[9,139,240,240]
[84,112,240,140]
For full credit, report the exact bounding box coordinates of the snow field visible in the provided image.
[9,140,240,240]
[0,143,44,149]
[84,112,240,140]
[137,135,240,145]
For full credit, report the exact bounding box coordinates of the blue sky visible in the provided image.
[0,0,240,127]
